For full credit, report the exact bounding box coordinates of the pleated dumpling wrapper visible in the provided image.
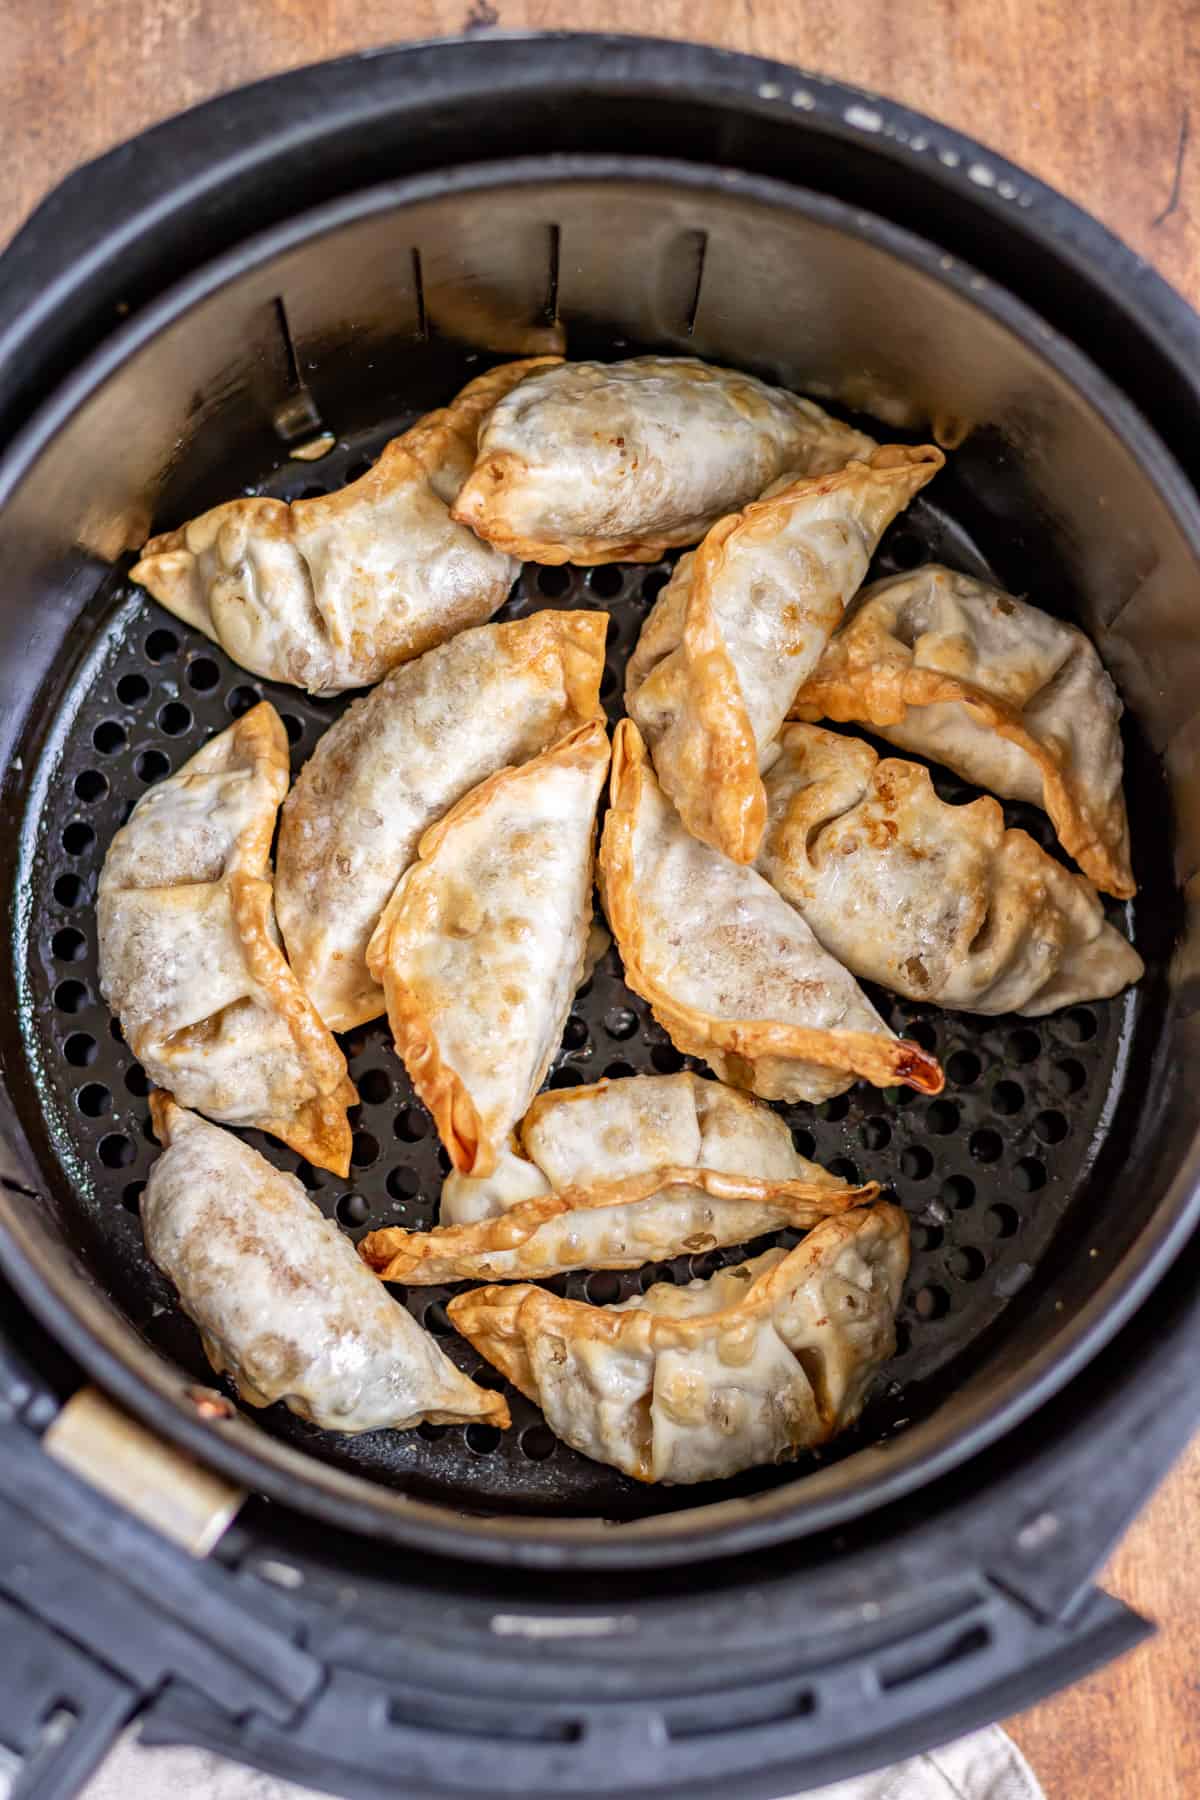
[360,1071,879,1282]
[130,357,557,695]
[451,356,878,564]
[449,1202,907,1483]
[757,724,1143,1016]
[276,610,606,1032]
[97,703,356,1175]
[792,564,1135,898]
[144,1097,507,1433]
[598,721,943,1104]
[367,720,612,1178]
[627,445,944,863]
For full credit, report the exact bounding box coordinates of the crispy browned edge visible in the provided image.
[449,366,879,566]
[122,703,356,1176]
[792,611,1135,901]
[447,1203,908,1471]
[360,1163,879,1282]
[629,445,946,865]
[597,719,944,1096]
[368,718,612,1178]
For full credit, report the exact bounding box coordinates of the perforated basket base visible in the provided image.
[11,391,1163,1521]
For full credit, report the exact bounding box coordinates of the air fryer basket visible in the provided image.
[3,35,1200,1800]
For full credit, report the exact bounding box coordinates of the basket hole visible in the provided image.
[123,1064,150,1097]
[474,1365,508,1392]
[186,657,221,692]
[52,926,86,961]
[358,1068,392,1105]
[1054,1059,1087,1095]
[914,1222,943,1252]
[61,821,96,856]
[925,1099,958,1135]
[650,1043,684,1073]
[641,569,670,605]
[969,1129,1003,1164]
[110,1017,125,1042]
[418,1421,448,1441]
[941,1174,975,1210]
[585,1271,622,1304]
[336,1192,370,1227]
[226,685,261,718]
[520,1424,556,1461]
[860,1116,892,1152]
[351,1131,380,1168]
[74,770,108,803]
[548,1066,584,1089]
[828,1157,860,1185]
[991,1080,1024,1115]
[791,1127,816,1159]
[116,673,150,706]
[947,1246,986,1282]
[820,1093,850,1123]
[135,750,170,784]
[946,1050,981,1086]
[157,702,192,736]
[122,1180,146,1213]
[63,1032,97,1067]
[900,1145,933,1181]
[906,1019,938,1052]
[294,1160,325,1191]
[1014,1155,1047,1192]
[394,1106,429,1142]
[466,1424,502,1455]
[603,1007,638,1040]
[536,567,571,597]
[281,713,305,745]
[92,721,126,755]
[98,1133,135,1168]
[145,628,178,661]
[54,980,89,1014]
[1006,1028,1041,1065]
[561,1015,589,1051]
[1058,1007,1098,1043]
[1034,1110,1068,1145]
[76,1082,111,1117]
[386,1166,419,1202]
[602,1061,636,1081]
[589,566,624,598]
[985,1202,1020,1239]
[914,1283,950,1320]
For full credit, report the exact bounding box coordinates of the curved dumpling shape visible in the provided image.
[757,725,1143,1015]
[276,610,606,1032]
[367,721,612,1178]
[448,1203,908,1483]
[361,1072,878,1282]
[130,358,557,695]
[627,445,944,863]
[792,565,1134,898]
[451,356,878,564]
[144,1097,507,1432]
[97,704,355,1175]
[598,721,943,1104]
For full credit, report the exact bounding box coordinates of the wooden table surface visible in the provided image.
[2,4,1199,1795]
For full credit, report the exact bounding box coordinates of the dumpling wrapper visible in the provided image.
[144,1096,506,1432]
[276,610,606,1032]
[361,1071,878,1282]
[451,356,877,564]
[98,703,355,1175]
[757,725,1143,1015]
[598,720,943,1104]
[130,358,557,695]
[448,1202,907,1483]
[792,564,1134,898]
[367,720,612,1178]
[627,445,944,863]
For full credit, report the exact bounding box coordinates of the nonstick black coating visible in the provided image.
[10,382,1164,1520]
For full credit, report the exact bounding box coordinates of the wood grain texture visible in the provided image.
[2,4,1199,1795]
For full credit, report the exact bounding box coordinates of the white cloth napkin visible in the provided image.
[81,1723,1045,1800]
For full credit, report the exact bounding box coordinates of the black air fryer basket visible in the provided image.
[2,33,1200,1800]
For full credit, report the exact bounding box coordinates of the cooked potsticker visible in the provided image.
[452,356,877,563]
[131,358,557,694]
[627,445,943,862]
[598,721,943,1104]
[361,1072,877,1281]
[757,724,1143,1015]
[367,721,611,1178]
[793,565,1134,897]
[276,611,606,1031]
[449,1203,908,1482]
[97,704,355,1175]
[144,1098,507,1432]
